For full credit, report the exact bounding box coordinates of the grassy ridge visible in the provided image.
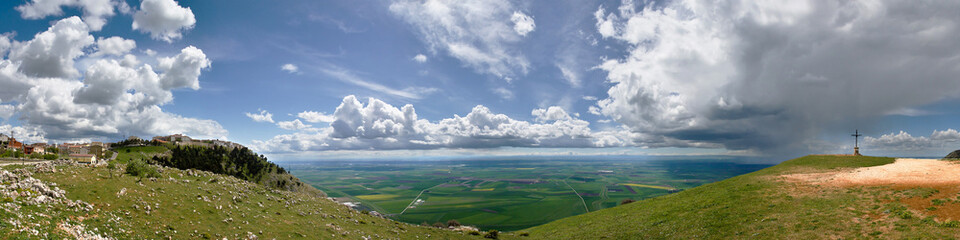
[520,155,960,239]
[1,163,476,239]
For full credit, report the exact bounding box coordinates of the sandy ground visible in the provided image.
[782,158,960,187]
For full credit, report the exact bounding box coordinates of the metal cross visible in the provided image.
[851,129,862,148]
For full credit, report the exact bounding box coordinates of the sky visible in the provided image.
[1,0,960,161]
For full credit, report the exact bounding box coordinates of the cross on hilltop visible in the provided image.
[851,129,862,156]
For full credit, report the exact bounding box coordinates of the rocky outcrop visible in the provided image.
[1,161,103,239]
[946,150,960,159]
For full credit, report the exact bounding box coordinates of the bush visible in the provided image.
[621,199,636,205]
[483,230,499,239]
[125,159,161,178]
[432,222,446,228]
[446,219,461,227]
[42,154,58,160]
[106,161,117,178]
[941,220,960,228]
[468,231,480,236]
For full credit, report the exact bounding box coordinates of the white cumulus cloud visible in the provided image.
[277,119,313,131]
[412,54,427,63]
[0,17,225,142]
[510,11,535,36]
[92,36,136,56]
[8,16,94,79]
[16,0,129,31]
[252,95,617,153]
[297,111,335,123]
[245,109,274,123]
[281,63,299,74]
[132,0,196,42]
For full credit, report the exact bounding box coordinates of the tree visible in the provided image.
[126,159,160,181]
[484,230,499,239]
[446,219,461,227]
[107,161,117,178]
[621,199,636,205]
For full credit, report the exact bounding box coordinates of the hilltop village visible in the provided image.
[0,133,240,164]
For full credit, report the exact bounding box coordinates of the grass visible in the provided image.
[471,188,496,192]
[519,155,960,239]
[0,163,477,239]
[114,146,169,164]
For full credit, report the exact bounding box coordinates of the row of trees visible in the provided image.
[0,149,57,160]
[114,138,164,148]
[150,146,302,190]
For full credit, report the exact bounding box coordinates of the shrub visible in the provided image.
[621,199,636,205]
[432,222,446,228]
[483,230,499,239]
[468,231,480,236]
[446,219,461,227]
[941,220,960,228]
[518,232,530,236]
[107,161,117,178]
[125,159,161,179]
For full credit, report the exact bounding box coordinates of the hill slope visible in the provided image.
[0,162,477,239]
[522,155,960,239]
[116,145,322,196]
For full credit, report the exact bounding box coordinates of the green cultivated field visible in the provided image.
[286,157,769,231]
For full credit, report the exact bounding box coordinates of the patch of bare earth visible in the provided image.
[781,158,960,221]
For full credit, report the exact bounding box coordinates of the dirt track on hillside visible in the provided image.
[782,158,960,187]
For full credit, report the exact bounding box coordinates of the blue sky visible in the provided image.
[1,0,960,160]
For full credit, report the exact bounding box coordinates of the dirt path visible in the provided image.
[399,183,444,215]
[783,158,960,187]
[563,179,590,213]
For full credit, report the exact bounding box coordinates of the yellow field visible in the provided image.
[471,188,495,192]
[354,194,401,201]
[621,183,675,190]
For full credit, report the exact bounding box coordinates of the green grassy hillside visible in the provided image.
[0,162,479,239]
[521,155,960,239]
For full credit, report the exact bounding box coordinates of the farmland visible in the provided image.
[284,156,770,231]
